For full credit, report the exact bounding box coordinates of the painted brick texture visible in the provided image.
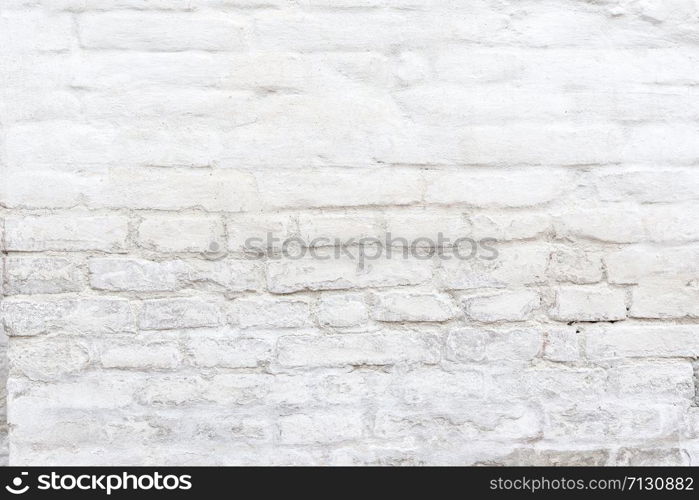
[1,0,699,466]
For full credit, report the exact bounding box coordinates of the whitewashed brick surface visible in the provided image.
[1,0,699,466]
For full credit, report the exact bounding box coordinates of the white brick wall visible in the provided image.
[1,0,699,466]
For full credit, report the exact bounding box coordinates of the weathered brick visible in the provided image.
[256,168,423,209]
[2,298,135,336]
[446,328,541,362]
[585,324,699,360]
[187,335,273,369]
[101,344,182,370]
[609,361,694,402]
[139,298,227,330]
[10,338,90,381]
[543,327,581,362]
[424,168,571,208]
[316,293,368,328]
[439,243,550,290]
[236,297,312,329]
[277,333,441,368]
[554,206,645,244]
[374,404,541,442]
[594,167,699,204]
[100,167,259,211]
[550,286,627,322]
[605,246,699,285]
[89,258,261,293]
[137,216,225,254]
[547,246,604,284]
[4,257,84,295]
[4,215,128,252]
[370,292,457,322]
[79,12,244,51]
[266,255,432,294]
[278,412,364,445]
[90,258,181,292]
[630,280,699,319]
[463,290,540,322]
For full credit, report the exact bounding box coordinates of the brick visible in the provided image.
[497,449,609,467]
[379,368,488,410]
[543,402,682,442]
[226,212,297,254]
[543,327,582,362]
[277,332,441,368]
[266,255,432,294]
[134,375,206,407]
[10,338,90,381]
[298,212,385,244]
[10,373,138,411]
[89,258,261,293]
[221,91,405,167]
[608,245,699,285]
[2,166,245,210]
[641,204,699,244]
[424,168,571,208]
[256,168,423,209]
[609,362,694,402]
[434,47,699,87]
[202,373,275,406]
[79,88,257,124]
[236,297,311,329]
[139,298,227,330]
[100,167,259,211]
[374,404,541,442]
[70,51,389,91]
[612,448,688,466]
[370,292,456,322]
[2,53,72,91]
[79,12,244,51]
[4,215,128,252]
[468,212,551,241]
[316,293,368,328]
[0,165,104,209]
[439,243,550,290]
[446,328,541,362]
[2,298,135,336]
[554,206,645,244]
[249,10,450,52]
[396,84,699,125]
[0,10,73,53]
[101,344,182,370]
[187,335,273,369]
[585,324,699,359]
[383,207,471,245]
[4,257,84,295]
[556,204,699,245]
[630,280,699,319]
[463,290,540,322]
[547,246,604,284]
[278,412,363,445]
[593,167,699,204]
[89,259,181,292]
[512,367,608,401]
[550,286,627,322]
[4,122,119,166]
[137,216,225,254]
